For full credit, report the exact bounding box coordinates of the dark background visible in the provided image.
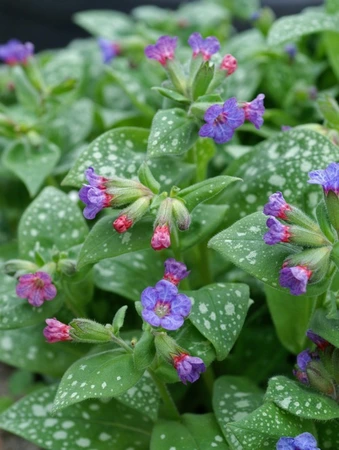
[0,0,324,51]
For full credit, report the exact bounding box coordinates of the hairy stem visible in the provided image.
[148,370,181,421]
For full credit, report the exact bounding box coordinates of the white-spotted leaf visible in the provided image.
[73,10,133,39]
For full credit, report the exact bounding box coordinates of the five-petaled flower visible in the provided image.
[220,54,237,75]
[79,167,113,219]
[44,318,72,343]
[279,265,312,296]
[16,272,57,307]
[145,36,178,66]
[199,98,245,144]
[172,353,206,384]
[263,192,291,219]
[276,432,320,450]
[188,32,220,61]
[308,162,339,196]
[264,217,291,245]
[98,38,120,64]
[0,39,34,65]
[242,94,265,129]
[163,258,190,285]
[141,280,191,330]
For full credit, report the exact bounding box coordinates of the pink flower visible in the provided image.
[151,225,171,251]
[113,215,133,233]
[145,36,178,66]
[16,272,57,307]
[220,54,237,75]
[44,318,72,343]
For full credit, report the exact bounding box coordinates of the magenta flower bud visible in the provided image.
[263,192,291,220]
[152,198,174,250]
[172,353,206,384]
[293,368,309,385]
[44,318,71,343]
[0,39,34,65]
[242,94,265,129]
[113,215,133,233]
[141,280,191,330]
[306,330,331,351]
[188,32,220,61]
[264,217,291,245]
[220,54,237,75]
[145,35,178,66]
[163,258,190,286]
[98,38,120,63]
[279,265,312,296]
[276,433,320,450]
[308,162,339,196]
[16,272,57,307]
[151,225,171,251]
[199,98,245,144]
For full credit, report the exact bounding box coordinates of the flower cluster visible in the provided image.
[0,39,34,65]
[276,432,320,450]
[263,163,337,296]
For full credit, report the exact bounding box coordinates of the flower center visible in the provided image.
[34,278,45,288]
[154,300,171,318]
[215,112,227,125]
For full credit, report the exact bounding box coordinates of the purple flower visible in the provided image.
[276,432,320,450]
[199,98,245,144]
[79,167,113,220]
[0,39,34,65]
[163,258,190,285]
[263,192,291,219]
[284,43,297,60]
[188,32,220,61]
[173,353,206,384]
[264,217,291,245]
[297,349,314,371]
[281,125,292,132]
[145,36,177,66]
[306,330,330,351]
[308,162,339,196]
[98,38,120,64]
[242,94,265,129]
[279,265,312,296]
[16,272,57,307]
[141,280,191,330]
[44,318,72,343]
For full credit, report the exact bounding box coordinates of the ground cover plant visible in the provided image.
[0,0,339,448]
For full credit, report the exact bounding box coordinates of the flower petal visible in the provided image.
[154,280,178,302]
[142,309,161,327]
[171,294,192,316]
[141,287,158,309]
[160,314,184,331]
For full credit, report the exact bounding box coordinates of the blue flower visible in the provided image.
[163,258,190,285]
[188,32,220,60]
[263,192,291,219]
[78,167,113,220]
[98,38,120,64]
[242,94,265,129]
[308,162,339,195]
[279,265,312,296]
[264,217,290,245]
[0,39,34,65]
[276,432,320,450]
[173,353,206,384]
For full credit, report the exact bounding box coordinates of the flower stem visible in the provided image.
[148,370,181,421]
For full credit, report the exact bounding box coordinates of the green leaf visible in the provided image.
[117,371,160,421]
[112,306,128,335]
[229,0,260,19]
[53,351,144,411]
[317,419,339,449]
[178,175,240,212]
[220,129,339,226]
[309,308,339,347]
[265,286,316,354]
[213,376,263,439]
[208,212,332,297]
[42,49,84,87]
[147,108,198,157]
[268,11,339,46]
[187,283,250,361]
[12,66,40,111]
[2,139,60,197]
[151,414,229,449]
[94,249,164,301]
[0,385,152,449]
[18,187,88,260]
[133,330,156,371]
[317,94,339,131]
[62,127,194,189]
[265,375,339,420]
[0,272,63,330]
[0,324,86,377]
[77,215,153,269]
[324,32,339,81]
[8,369,34,396]
[192,62,215,100]
[326,0,339,13]
[73,10,133,39]
[225,402,316,449]
[152,86,190,104]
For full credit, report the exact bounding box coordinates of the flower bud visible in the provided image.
[172,199,191,231]
[151,198,173,251]
[4,259,38,276]
[154,332,185,364]
[44,318,71,344]
[220,54,237,75]
[113,197,151,233]
[283,246,331,284]
[307,360,337,400]
[69,319,113,343]
[57,259,77,276]
[138,162,160,194]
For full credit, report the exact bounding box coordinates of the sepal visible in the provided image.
[69,319,113,343]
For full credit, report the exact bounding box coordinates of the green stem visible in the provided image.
[148,370,181,421]
[111,334,133,353]
[202,365,215,397]
[197,241,212,286]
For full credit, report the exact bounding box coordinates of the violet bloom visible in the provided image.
[199,98,245,144]
[145,36,178,66]
[163,258,190,285]
[284,43,297,60]
[242,94,265,129]
[263,192,291,220]
[306,330,330,351]
[308,162,339,196]
[98,38,120,64]
[151,225,171,251]
[276,432,320,450]
[279,265,312,296]
[44,318,72,344]
[16,272,57,307]
[79,167,113,220]
[173,353,206,384]
[141,280,191,330]
[297,349,314,371]
[264,217,290,245]
[0,39,34,65]
[188,32,220,61]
